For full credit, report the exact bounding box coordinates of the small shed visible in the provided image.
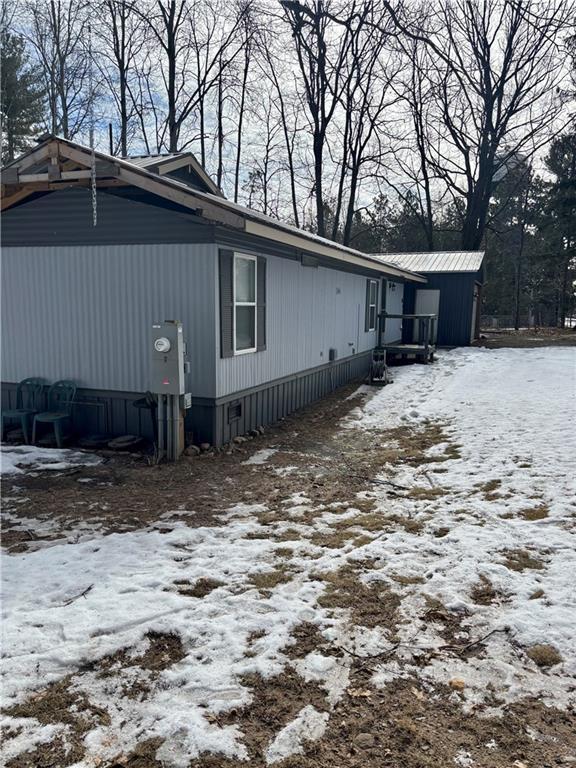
[378,251,485,347]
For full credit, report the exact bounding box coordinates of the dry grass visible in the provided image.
[502,548,545,572]
[470,576,501,606]
[526,644,563,668]
[4,676,110,767]
[520,505,549,521]
[383,514,426,534]
[273,527,308,542]
[358,422,458,473]
[249,566,294,591]
[174,577,225,598]
[390,574,426,586]
[479,479,504,501]
[333,511,387,533]
[274,547,295,558]
[316,564,401,631]
[404,486,447,501]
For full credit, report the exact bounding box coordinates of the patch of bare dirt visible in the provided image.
[422,595,471,647]
[188,673,576,768]
[477,327,576,348]
[3,676,110,768]
[315,564,401,633]
[195,668,331,765]
[502,548,545,572]
[2,380,460,556]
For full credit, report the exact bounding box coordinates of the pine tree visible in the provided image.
[1,30,45,164]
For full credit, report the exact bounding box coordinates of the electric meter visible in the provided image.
[154,337,171,353]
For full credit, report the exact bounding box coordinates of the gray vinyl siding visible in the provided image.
[402,273,476,346]
[1,187,213,246]
[1,243,218,397]
[215,249,379,398]
[425,273,476,346]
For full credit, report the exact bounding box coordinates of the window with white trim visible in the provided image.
[367,279,378,331]
[234,254,257,353]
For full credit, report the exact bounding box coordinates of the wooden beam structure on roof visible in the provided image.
[0,186,36,210]
[1,177,129,211]
[54,143,243,227]
[17,163,120,184]
[5,141,58,172]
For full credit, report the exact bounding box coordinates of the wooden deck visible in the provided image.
[380,313,437,364]
[382,342,436,363]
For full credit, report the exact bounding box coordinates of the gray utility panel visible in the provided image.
[151,321,186,395]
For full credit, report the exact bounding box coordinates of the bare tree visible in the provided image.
[94,0,148,156]
[135,0,248,154]
[382,36,438,250]
[280,0,362,237]
[232,0,257,202]
[26,0,94,139]
[331,4,401,245]
[256,34,304,226]
[383,0,572,250]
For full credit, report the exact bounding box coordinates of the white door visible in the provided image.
[414,289,440,343]
[383,281,404,343]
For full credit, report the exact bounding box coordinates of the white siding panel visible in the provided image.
[1,244,218,396]
[216,253,377,397]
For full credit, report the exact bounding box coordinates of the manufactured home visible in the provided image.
[1,137,482,447]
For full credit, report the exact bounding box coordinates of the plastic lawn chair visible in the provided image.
[32,380,76,448]
[1,377,45,444]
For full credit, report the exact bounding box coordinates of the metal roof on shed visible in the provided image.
[373,251,484,273]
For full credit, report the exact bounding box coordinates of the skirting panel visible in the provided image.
[1,352,372,449]
[1,384,158,441]
[213,352,372,447]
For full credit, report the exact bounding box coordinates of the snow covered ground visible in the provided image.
[1,347,575,766]
[349,347,576,706]
[1,445,101,476]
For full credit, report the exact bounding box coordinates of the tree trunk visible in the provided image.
[342,168,359,246]
[166,4,178,152]
[313,132,325,237]
[234,44,250,203]
[216,68,224,189]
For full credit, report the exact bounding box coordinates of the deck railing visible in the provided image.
[377,312,437,363]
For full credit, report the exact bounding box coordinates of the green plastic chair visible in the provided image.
[32,380,77,448]
[2,377,45,444]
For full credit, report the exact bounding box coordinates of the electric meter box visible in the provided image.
[151,321,186,395]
